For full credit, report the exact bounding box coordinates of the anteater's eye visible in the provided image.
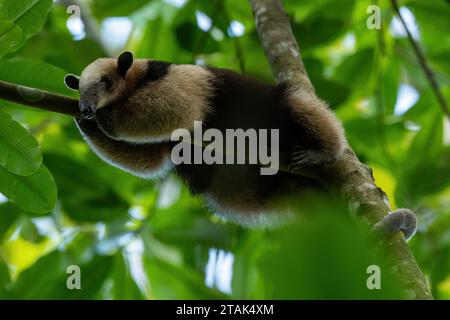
[102,75,113,89]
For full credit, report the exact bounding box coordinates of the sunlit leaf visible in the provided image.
[0,0,52,51]
[11,250,64,299]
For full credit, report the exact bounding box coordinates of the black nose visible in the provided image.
[81,108,95,120]
[80,101,95,120]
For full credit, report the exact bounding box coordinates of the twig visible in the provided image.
[390,0,450,120]
[249,0,431,299]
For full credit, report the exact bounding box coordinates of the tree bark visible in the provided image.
[249,0,432,299]
[0,80,79,116]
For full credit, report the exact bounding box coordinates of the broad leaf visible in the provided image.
[334,48,375,88]
[0,203,20,240]
[11,250,114,299]
[10,250,64,299]
[0,59,77,97]
[0,20,22,58]
[111,252,145,299]
[0,164,56,214]
[44,153,128,222]
[0,0,52,51]
[0,110,42,176]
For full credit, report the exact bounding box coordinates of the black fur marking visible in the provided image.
[144,60,171,83]
[100,60,171,111]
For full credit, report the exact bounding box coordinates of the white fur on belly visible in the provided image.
[203,195,294,228]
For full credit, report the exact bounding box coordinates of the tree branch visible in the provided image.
[390,0,450,120]
[249,0,432,299]
[0,80,79,116]
[250,0,314,93]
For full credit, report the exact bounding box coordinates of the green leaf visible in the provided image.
[10,250,64,299]
[256,203,403,299]
[0,110,42,176]
[380,58,400,115]
[91,0,149,19]
[334,48,375,88]
[401,153,450,207]
[111,252,144,299]
[0,59,77,97]
[0,20,22,58]
[11,249,114,299]
[0,203,20,240]
[293,17,347,49]
[20,216,45,243]
[0,164,56,214]
[406,0,450,52]
[345,116,407,167]
[58,255,114,299]
[44,153,128,222]
[0,0,52,51]
[0,256,12,298]
[144,256,227,299]
[396,112,446,206]
[405,112,443,171]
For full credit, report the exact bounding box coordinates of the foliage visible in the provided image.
[0,0,449,299]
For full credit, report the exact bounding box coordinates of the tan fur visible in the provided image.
[116,64,214,143]
[285,89,346,159]
[78,57,214,144]
[80,58,149,110]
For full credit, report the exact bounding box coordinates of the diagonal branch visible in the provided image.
[390,0,450,120]
[249,0,431,299]
[250,0,314,93]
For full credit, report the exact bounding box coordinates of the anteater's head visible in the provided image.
[65,51,213,143]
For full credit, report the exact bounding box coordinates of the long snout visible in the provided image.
[79,99,95,120]
[80,88,99,120]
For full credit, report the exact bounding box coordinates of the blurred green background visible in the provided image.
[0,0,449,299]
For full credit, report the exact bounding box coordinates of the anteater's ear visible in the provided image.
[117,51,134,77]
[64,74,80,90]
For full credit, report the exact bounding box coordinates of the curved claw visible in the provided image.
[369,208,417,243]
[289,146,326,174]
